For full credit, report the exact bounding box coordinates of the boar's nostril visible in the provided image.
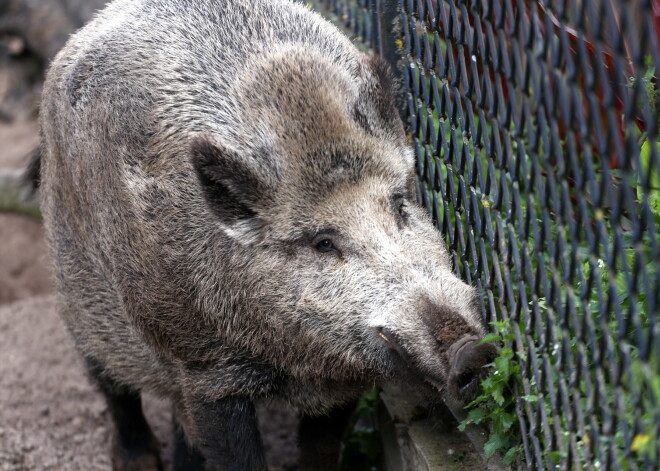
[446,335,480,368]
[456,371,476,390]
[447,336,498,402]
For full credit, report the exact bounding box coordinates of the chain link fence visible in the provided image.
[309,0,660,469]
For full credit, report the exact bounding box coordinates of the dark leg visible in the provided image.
[185,395,268,471]
[298,402,357,471]
[85,358,163,471]
[172,409,205,471]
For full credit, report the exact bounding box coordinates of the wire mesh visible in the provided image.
[310,0,660,469]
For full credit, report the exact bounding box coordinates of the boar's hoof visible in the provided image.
[446,335,497,403]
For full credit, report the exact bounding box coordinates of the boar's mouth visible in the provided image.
[376,327,496,403]
[376,326,447,393]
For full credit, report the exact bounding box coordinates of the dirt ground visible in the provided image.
[0,213,51,306]
[0,117,51,307]
[0,118,300,470]
[0,296,299,471]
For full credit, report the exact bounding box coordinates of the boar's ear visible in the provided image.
[190,137,268,241]
[353,54,405,139]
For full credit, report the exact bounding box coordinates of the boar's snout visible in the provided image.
[446,334,497,402]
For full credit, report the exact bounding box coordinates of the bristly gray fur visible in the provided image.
[39,0,488,463]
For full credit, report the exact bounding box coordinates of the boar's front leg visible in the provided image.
[298,402,356,471]
[172,411,205,471]
[84,358,163,471]
[186,396,268,471]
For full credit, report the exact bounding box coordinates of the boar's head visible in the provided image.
[190,47,495,407]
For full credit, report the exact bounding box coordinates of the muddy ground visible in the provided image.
[0,118,300,470]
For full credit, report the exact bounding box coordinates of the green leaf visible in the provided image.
[503,446,520,466]
[494,355,511,381]
[464,392,490,408]
[465,407,487,424]
[637,139,660,219]
[489,320,510,335]
[546,451,563,464]
[522,395,539,402]
[484,432,509,459]
[499,347,514,359]
[494,412,515,432]
[516,351,528,362]
[458,409,488,432]
[639,139,660,186]
[639,139,660,185]
[492,386,505,406]
[648,191,660,219]
[478,332,502,345]
[480,375,495,392]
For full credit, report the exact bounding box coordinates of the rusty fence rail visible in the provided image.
[309,0,660,470]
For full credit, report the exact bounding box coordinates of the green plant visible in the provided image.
[459,301,659,470]
[458,319,524,466]
[637,138,660,222]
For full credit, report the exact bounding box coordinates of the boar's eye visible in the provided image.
[395,197,408,222]
[314,237,342,256]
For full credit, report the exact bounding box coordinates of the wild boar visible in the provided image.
[37,0,497,469]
